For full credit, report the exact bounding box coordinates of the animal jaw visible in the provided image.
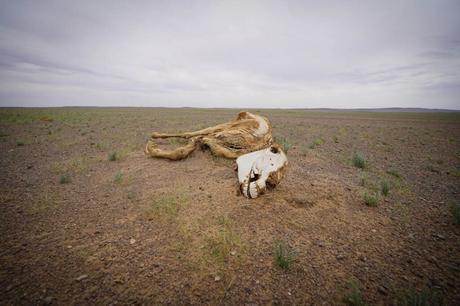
[236,144,288,199]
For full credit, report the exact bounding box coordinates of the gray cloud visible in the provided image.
[0,0,459,109]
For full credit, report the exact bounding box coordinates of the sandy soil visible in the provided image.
[0,108,459,305]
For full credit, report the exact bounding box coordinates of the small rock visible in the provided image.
[67,245,72,249]
[43,296,53,304]
[256,280,260,284]
[130,238,136,245]
[371,229,377,233]
[76,274,88,281]
[432,233,445,240]
[377,286,387,295]
[230,250,237,256]
[214,275,221,282]
[288,291,292,296]
[336,254,346,260]
[316,241,325,247]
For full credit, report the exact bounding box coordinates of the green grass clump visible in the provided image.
[274,136,292,153]
[96,142,108,151]
[114,171,123,184]
[352,152,366,169]
[451,202,460,225]
[59,174,71,184]
[397,288,444,306]
[308,138,324,149]
[273,240,294,270]
[343,282,367,306]
[16,140,25,146]
[386,168,401,178]
[108,151,119,161]
[363,191,379,206]
[381,180,390,196]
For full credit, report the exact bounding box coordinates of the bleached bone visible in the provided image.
[237,144,288,199]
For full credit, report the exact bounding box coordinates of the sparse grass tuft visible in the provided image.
[28,193,58,214]
[359,174,368,187]
[397,287,444,306]
[343,282,367,306]
[450,202,460,225]
[206,216,246,264]
[448,168,460,177]
[386,168,401,178]
[16,140,25,146]
[114,171,123,184]
[363,191,379,206]
[59,174,71,184]
[274,136,292,153]
[96,142,108,151]
[273,240,294,270]
[352,152,366,169]
[108,151,119,161]
[381,180,390,196]
[308,138,324,149]
[144,193,187,220]
[51,157,89,173]
[127,190,136,200]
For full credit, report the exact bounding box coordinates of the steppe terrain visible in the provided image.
[0,108,459,305]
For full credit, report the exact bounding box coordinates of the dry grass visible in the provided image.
[144,193,188,220]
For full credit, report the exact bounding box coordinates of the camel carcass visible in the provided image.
[145,111,287,198]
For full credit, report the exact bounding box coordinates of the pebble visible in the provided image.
[214,275,221,282]
[76,274,88,281]
[377,286,387,295]
[43,296,53,304]
[130,238,136,244]
[336,254,346,260]
[316,241,325,247]
[230,250,236,256]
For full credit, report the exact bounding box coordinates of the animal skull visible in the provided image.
[237,144,288,198]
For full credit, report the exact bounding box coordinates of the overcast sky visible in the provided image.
[0,0,459,109]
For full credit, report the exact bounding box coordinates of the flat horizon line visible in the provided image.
[1,106,459,112]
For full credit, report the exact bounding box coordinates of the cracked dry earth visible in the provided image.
[0,108,459,305]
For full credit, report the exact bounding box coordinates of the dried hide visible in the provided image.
[145,111,288,198]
